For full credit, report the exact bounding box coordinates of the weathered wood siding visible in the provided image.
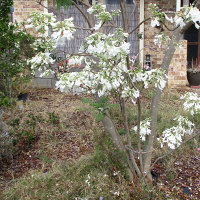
[48,4,138,58]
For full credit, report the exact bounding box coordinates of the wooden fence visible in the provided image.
[48,3,138,58]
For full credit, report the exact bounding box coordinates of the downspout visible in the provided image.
[176,0,181,11]
[139,0,144,68]
[10,6,14,22]
[44,0,48,14]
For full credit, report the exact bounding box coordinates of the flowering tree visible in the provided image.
[24,0,200,183]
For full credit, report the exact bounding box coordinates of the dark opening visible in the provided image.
[184,25,199,68]
[181,0,195,6]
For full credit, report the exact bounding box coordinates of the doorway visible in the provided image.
[183,0,200,68]
[184,25,200,68]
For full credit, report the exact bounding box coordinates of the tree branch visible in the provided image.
[128,17,151,35]
[150,131,200,171]
[127,0,137,29]
[136,97,143,173]
[118,0,126,31]
[72,1,92,28]
[36,0,59,15]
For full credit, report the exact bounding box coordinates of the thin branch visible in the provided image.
[129,17,151,35]
[72,2,92,28]
[121,97,141,177]
[150,131,200,171]
[74,26,93,31]
[121,98,131,146]
[108,21,118,29]
[52,50,91,57]
[136,97,143,173]
[122,0,128,32]
[163,23,180,31]
[125,145,154,154]
[36,0,59,15]
[127,0,137,29]
[118,0,126,31]
[75,0,91,7]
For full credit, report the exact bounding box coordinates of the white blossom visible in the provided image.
[151,17,160,27]
[93,21,103,30]
[181,92,200,115]
[28,52,55,73]
[159,116,194,149]
[165,14,173,23]
[174,5,200,29]
[133,118,151,141]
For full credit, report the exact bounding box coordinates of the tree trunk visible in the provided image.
[102,110,135,180]
[143,27,183,182]
[143,0,200,183]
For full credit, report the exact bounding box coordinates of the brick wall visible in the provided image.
[143,0,176,67]
[13,0,45,22]
[168,40,188,88]
[140,0,187,88]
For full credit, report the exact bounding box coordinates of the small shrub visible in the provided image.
[47,111,59,126]
[7,113,40,154]
[0,131,14,164]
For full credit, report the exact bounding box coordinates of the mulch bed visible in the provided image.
[0,89,94,185]
[153,153,200,200]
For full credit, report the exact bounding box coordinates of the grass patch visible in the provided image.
[3,134,169,200]
[1,88,200,200]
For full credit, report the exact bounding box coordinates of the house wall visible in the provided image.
[13,0,44,22]
[13,0,54,22]
[168,40,188,88]
[13,0,188,88]
[140,0,187,88]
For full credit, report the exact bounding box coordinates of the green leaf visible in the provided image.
[93,113,104,122]
[118,129,125,135]
[55,0,72,10]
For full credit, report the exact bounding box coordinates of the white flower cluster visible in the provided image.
[180,92,200,115]
[159,116,194,149]
[32,37,56,51]
[27,52,55,76]
[133,118,151,141]
[133,69,167,90]
[153,33,170,48]
[56,29,166,100]
[150,3,200,29]
[51,17,75,44]
[150,4,200,48]
[26,12,76,74]
[82,32,130,58]
[151,17,160,28]
[87,2,120,30]
[25,12,56,36]
[174,6,200,29]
